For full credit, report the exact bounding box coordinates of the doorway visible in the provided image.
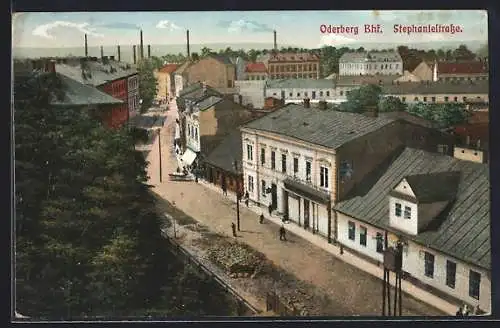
[271,183,277,210]
[303,199,310,229]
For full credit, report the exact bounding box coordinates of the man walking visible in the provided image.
[268,203,273,216]
[231,222,237,237]
[259,213,264,224]
[245,191,249,207]
[279,224,286,241]
[222,183,227,196]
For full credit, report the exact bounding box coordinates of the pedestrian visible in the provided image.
[245,197,249,207]
[231,222,237,237]
[222,184,227,196]
[268,203,273,216]
[456,306,463,316]
[245,191,249,200]
[282,213,289,223]
[279,224,286,241]
[259,213,264,224]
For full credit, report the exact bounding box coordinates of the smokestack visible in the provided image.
[133,45,137,64]
[84,34,88,57]
[148,44,151,58]
[186,29,191,59]
[273,30,277,50]
[117,45,121,62]
[140,30,145,60]
[100,46,104,59]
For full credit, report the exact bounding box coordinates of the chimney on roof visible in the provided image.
[133,45,137,64]
[100,46,105,59]
[186,30,191,59]
[303,98,310,108]
[117,45,121,62]
[466,135,471,146]
[84,34,88,57]
[273,30,277,50]
[148,44,151,58]
[364,106,379,118]
[140,30,144,60]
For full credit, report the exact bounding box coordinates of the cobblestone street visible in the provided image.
[147,101,445,316]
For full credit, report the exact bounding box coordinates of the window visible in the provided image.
[359,226,367,246]
[248,175,254,192]
[348,221,356,240]
[469,270,481,299]
[394,203,402,217]
[227,80,233,88]
[444,96,449,102]
[404,206,411,219]
[376,233,384,253]
[402,97,406,102]
[431,97,436,103]
[340,91,344,96]
[326,91,330,97]
[304,92,308,97]
[423,97,427,102]
[424,252,435,278]
[454,96,458,102]
[312,91,316,99]
[293,157,299,175]
[463,96,467,102]
[306,161,312,182]
[320,166,329,188]
[246,144,253,161]
[271,151,276,170]
[446,260,456,289]
[414,97,419,101]
[261,180,266,197]
[437,144,449,154]
[194,128,198,139]
[319,91,323,97]
[260,148,266,165]
[297,92,301,97]
[289,92,293,97]
[281,154,287,173]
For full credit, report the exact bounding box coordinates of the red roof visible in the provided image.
[158,64,179,74]
[453,123,489,143]
[438,61,488,75]
[245,62,267,73]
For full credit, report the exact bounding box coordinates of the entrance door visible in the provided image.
[303,199,310,229]
[271,183,277,210]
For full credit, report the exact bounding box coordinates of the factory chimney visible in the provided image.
[140,29,144,60]
[117,45,121,62]
[148,44,151,58]
[273,30,277,50]
[100,46,104,59]
[84,34,88,57]
[133,45,137,64]
[186,29,191,59]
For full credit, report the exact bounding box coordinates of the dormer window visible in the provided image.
[394,203,402,217]
[404,206,411,219]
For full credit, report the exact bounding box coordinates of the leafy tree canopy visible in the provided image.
[339,84,382,113]
[378,96,407,112]
[138,59,158,112]
[406,102,469,128]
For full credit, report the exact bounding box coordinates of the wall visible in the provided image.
[235,80,266,108]
[388,196,418,235]
[155,71,168,100]
[412,62,434,81]
[266,87,338,103]
[268,61,320,79]
[127,74,139,117]
[186,113,200,152]
[339,61,403,76]
[175,74,186,97]
[99,78,129,128]
[453,146,486,163]
[337,212,492,313]
[389,93,489,104]
[186,57,236,94]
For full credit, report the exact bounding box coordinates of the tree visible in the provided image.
[453,44,476,61]
[406,102,469,128]
[200,47,212,57]
[476,44,488,59]
[191,52,200,61]
[138,59,158,113]
[378,96,407,112]
[339,84,382,113]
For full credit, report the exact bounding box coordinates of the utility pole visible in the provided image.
[381,232,403,316]
[158,128,163,182]
[233,160,241,231]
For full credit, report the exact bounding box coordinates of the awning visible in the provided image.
[181,148,197,166]
[283,178,330,204]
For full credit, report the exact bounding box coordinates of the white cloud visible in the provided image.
[318,34,357,47]
[156,20,182,31]
[32,20,103,39]
[219,19,273,33]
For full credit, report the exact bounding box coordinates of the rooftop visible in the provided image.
[242,104,396,149]
[55,58,138,86]
[382,80,489,95]
[245,62,268,73]
[335,147,490,269]
[437,61,488,75]
[203,130,242,174]
[336,75,399,86]
[339,50,402,63]
[158,63,179,74]
[173,61,192,74]
[268,52,320,62]
[193,95,224,111]
[209,54,234,65]
[379,111,440,129]
[266,79,336,89]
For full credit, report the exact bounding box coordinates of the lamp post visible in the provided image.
[233,160,241,231]
[157,128,163,182]
[171,202,177,238]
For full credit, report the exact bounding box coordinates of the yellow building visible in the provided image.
[154,63,179,102]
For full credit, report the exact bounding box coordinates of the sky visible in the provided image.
[12,10,488,48]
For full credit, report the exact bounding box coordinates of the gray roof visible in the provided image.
[336,75,399,86]
[51,73,123,106]
[242,104,396,149]
[335,147,490,269]
[382,81,489,95]
[266,79,336,89]
[203,130,242,174]
[379,111,440,129]
[339,50,401,63]
[339,52,369,63]
[404,172,461,203]
[55,60,138,86]
[209,54,234,65]
[194,96,224,111]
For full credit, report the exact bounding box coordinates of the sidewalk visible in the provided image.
[146,102,454,316]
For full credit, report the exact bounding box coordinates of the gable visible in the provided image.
[393,178,416,198]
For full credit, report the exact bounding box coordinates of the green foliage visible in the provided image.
[378,96,407,112]
[406,102,469,128]
[138,59,158,113]
[15,72,237,318]
[339,84,382,113]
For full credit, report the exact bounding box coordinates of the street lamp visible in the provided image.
[233,160,241,231]
[157,128,163,182]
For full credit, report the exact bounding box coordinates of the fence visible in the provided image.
[164,235,260,316]
[265,291,301,316]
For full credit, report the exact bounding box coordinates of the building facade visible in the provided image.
[412,60,489,82]
[155,63,178,102]
[265,79,338,104]
[245,62,268,80]
[234,80,267,109]
[267,52,320,80]
[174,61,192,97]
[339,50,403,76]
[127,74,140,118]
[185,55,237,94]
[335,147,491,313]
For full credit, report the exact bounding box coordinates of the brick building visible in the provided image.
[267,52,320,80]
